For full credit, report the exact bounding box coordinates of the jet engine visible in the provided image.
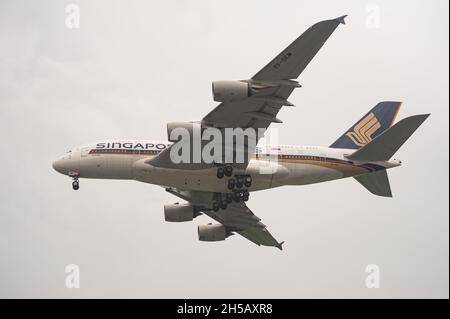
[164,203,199,222]
[212,80,251,102]
[212,79,300,104]
[166,121,202,142]
[197,223,232,241]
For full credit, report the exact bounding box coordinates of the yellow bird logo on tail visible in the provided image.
[345,112,381,147]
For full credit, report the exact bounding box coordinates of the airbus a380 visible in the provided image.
[53,16,429,250]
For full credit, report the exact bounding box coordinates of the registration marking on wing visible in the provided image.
[273,52,292,69]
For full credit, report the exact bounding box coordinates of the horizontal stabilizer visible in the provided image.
[354,170,392,197]
[347,114,430,162]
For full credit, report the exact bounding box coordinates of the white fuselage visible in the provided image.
[52,140,401,192]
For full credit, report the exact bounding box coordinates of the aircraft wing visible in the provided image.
[166,188,284,249]
[202,15,347,130]
[206,201,283,249]
[150,16,346,170]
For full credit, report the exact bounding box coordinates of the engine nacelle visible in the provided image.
[212,79,300,103]
[166,121,202,142]
[212,80,250,102]
[198,224,230,241]
[164,203,198,222]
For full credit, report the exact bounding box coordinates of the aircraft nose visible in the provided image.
[52,159,65,174]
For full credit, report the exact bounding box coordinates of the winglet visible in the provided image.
[335,15,348,25]
[276,241,285,251]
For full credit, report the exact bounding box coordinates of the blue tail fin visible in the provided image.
[330,101,402,149]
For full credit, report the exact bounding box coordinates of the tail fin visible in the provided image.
[347,114,430,162]
[354,170,392,197]
[330,101,402,149]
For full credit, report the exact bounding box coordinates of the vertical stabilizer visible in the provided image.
[330,101,402,149]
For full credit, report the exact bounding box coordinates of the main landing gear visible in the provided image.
[212,194,230,212]
[227,175,252,190]
[212,164,252,211]
[216,164,233,179]
[211,186,251,212]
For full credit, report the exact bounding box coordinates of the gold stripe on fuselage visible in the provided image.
[88,149,374,178]
[273,157,371,177]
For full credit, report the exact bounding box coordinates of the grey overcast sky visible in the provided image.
[0,0,448,298]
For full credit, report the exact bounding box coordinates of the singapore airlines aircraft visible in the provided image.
[53,16,429,250]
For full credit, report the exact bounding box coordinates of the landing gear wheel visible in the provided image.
[235,176,243,189]
[220,200,228,210]
[224,165,233,177]
[217,167,224,179]
[243,195,249,202]
[212,202,219,212]
[233,192,241,203]
[227,178,235,190]
[244,176,252,188]
[70,173,80,191]
[226,193,233,204]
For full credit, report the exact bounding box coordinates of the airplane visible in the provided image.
[53,16,429,250]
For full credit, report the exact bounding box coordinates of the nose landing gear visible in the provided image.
[69,173,80,191]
